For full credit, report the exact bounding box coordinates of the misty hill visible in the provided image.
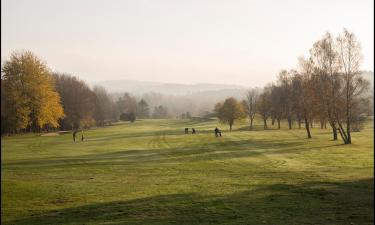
[361,71,374,86]
[92,72,372,117]
[93,80,247,95]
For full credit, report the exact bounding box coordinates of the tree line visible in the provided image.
[1,52,169,135]
[214,29,372,144]
[1,29,372,144]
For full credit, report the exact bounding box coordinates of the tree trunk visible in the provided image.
[337,120,350,144]
[263,118,267,130]
[332,127,337,140]
[346,76,351,144]
[346,113,351,144]
[229,122,233,132]
[298,118,301,129]
[271,118,275,125]
[328,120,338,140]
[304,116,311,138]
[250,118,253,130]
[277,119,280,129]
[287,117,292,129]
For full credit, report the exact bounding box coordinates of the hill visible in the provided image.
[93,80,248,95]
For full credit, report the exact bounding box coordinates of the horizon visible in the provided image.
[90,72,373,90]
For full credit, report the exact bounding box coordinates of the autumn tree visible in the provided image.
[1,51,64,134]
[1,77,30,134]
[53,73,96,130]
[215,97,245,131]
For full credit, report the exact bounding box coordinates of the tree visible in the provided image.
[152,105,168,119]
[277,70,294,129]
[1,51,64,134]
[310,32,341,140]
[136,99,150,119]
[335,29,369,144]
[269,85,283,129]
[215,97,245,131]
[257,87,272,129]
[117,93,137,118]
[293,57,316,138]
[120,112,136,122]
[93,85,114,126]
[350,96,371,132]
[242,89,258,130]
[53,73,96,130]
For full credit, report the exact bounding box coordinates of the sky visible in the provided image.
[1,0,374,86]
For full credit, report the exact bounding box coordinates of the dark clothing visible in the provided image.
[214,127,221,137]
[73,131,77,142]
[192,128,196,134]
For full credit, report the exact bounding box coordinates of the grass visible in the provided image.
[1,118,374,225]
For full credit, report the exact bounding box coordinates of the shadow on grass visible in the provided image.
[4,178,373,225]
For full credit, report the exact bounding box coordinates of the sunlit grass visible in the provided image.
[1,118,373,225]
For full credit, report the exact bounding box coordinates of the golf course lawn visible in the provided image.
[1,118,374,225]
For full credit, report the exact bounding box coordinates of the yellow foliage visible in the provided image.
[1,51,65,132]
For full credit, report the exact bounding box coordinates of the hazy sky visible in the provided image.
[2,0,374,86]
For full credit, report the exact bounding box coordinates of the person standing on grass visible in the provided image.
[73,130,77,142]
[214,127,219,137]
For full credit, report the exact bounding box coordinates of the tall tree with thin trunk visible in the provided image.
[335,29,367,144]
[242,89,259,130]
[257,87,272,130]
[310,32,341,140]
[294,57,316,138]
[277,70,294,129]
[269,85,283,129]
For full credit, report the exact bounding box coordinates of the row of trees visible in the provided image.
[1,51,170,135]
[215,29,372,144]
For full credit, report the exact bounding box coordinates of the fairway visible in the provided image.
[1,119,374,225]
